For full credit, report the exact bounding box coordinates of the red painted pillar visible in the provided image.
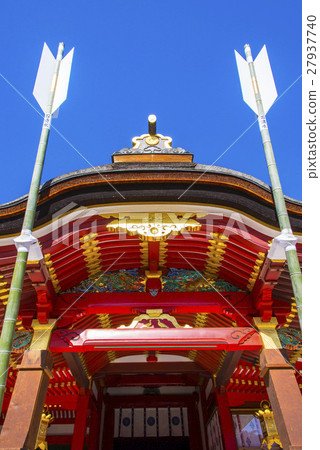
[87,399,100,450]
[200,387,209,450]
[71,389,90,450]
[187,393,203,450]
[215,388,237,450]
[101,396,114,450]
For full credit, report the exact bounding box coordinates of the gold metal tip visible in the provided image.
[148,114,157,123]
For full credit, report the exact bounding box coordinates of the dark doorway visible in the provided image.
[113,437,190,450]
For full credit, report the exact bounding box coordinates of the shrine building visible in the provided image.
[0,116,302,450]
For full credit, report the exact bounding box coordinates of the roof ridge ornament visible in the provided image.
[132,114,173,150]
[112,115,194,163]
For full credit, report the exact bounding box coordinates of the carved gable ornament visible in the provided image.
[106,212,201,241]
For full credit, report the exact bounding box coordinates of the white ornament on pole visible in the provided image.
[14,231,43,261]
[267,231,298,261]
[234,45,278,115]
[52,47,74,113]
[33,42,74,114]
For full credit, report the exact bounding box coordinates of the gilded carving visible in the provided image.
[106,212,201,241]
[118,311,191,329]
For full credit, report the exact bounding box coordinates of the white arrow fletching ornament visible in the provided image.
[254,45,278,114]
[33,43,74,114]
[235,49,257,113]
[33,43,56,113]
[52,47,74,113]
[235,45,278,114]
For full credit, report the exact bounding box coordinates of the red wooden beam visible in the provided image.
[103,374,201,387]
[96,361,210,376]
[45,394,78,410]
[107,394,195,408]
[19,292,291,327]
[54,291,250,315]
[50,327,261,352]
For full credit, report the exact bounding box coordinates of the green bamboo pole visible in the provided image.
[244,44,302,328]
[0,43,65,413]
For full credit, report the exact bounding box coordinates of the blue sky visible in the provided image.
[0,0,302,203]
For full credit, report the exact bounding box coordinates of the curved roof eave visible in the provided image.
[0,163,301,210]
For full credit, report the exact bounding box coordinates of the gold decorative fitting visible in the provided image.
[187,349,198,361]
[118,312,191,329]
[252,317,282,350]
[132,133,172,149]
[145,270,162,279]
[106,212,201,242]
[194,312,209,328]
[0,275,9,306]
[44,254,61,293]
[214,350,227,376]
[15,317,25,332]
[106,351,117,363]
[283,298,297,328]
[289,348,302,365]
[98,314,112,328]
[31,319,56,350]
[35,411,54,450]
[79,353,91,377]
[140,241,149,268]
[80,232,103,279]
[204,233,228,279]
[247,252,265,291]
[159,242,168,266]
[255,401,282,450]
[146,309,163,317]
[145,136,160,145]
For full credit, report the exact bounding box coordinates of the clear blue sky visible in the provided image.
[0,0,302,203]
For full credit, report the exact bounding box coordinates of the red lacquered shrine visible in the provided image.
[0,117,302,450]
